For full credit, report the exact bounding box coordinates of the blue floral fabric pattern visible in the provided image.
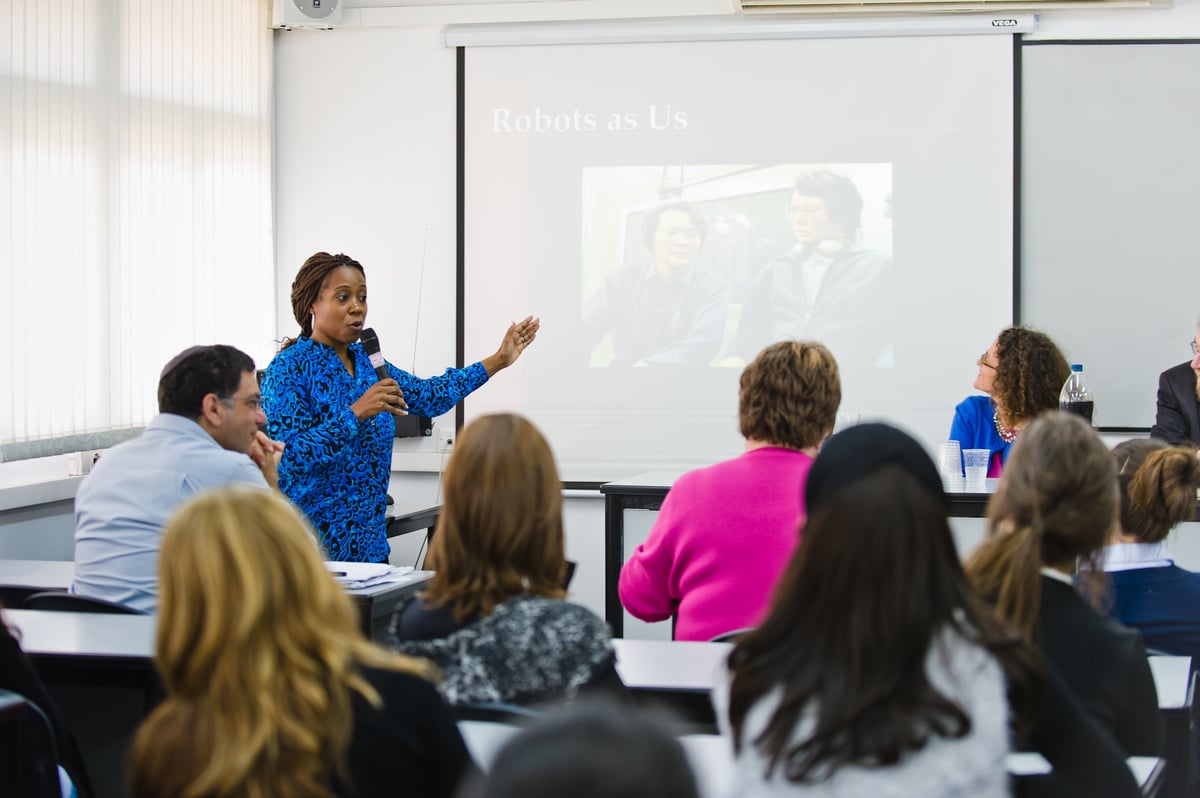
[262,336,487,562]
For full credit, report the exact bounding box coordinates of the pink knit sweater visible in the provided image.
[618,446,813,641]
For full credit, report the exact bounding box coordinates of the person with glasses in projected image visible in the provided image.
[721,168,892,372]
[73,345,284,613]
[949,327,1069,478]
[581,200,730,366]
[1150,324,1200,445]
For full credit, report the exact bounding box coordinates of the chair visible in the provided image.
[24,592,147,615]
[0,584,53,609]
[452,702,543,772]
[709,628,754,644]
[0,689,65,798]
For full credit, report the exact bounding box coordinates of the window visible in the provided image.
[1,0,274,459]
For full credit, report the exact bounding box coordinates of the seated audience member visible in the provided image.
[390,413,619,707]
[1150,327,1200,444]
[966,412,1161,757]
[0,607,90,797]
[950,326,1070,477]
[619,340,839,641]
[715,423,1140,798]
[460,702,699,798]
[1103,438,1200,656]
[72,345,283,612]
[582,200,729,366]
[129,486,474,798]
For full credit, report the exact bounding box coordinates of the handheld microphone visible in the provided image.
[359,328,390,382]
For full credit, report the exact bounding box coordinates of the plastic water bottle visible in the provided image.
[1059,364,1095,425]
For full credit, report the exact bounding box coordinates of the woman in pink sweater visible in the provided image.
[618,340,841,641]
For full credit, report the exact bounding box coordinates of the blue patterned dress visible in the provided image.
[262,336,487,562]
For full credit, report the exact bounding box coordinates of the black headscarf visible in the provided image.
[805,423,947,512]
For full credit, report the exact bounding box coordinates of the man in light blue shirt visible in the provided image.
[73,345,284,612]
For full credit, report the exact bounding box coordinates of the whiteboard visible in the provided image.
[1021,41,1200,429]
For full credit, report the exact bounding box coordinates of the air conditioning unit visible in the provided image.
[735,0,1166,13]
[272,0,342,30]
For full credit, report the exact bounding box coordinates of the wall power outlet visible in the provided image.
[436,426,455,448]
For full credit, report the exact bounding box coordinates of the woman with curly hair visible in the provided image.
[950,326,1070,477]
[129,486,475,798]
[1103,438,1200,656]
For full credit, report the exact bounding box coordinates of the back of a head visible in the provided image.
[989,411,1116,567]
[793,424,966,643]
[424,413,566,621]
[1114,438,1200,543]
[157,344,254,418]
[728,423,991,782]
[968,412,1117,636]
[993,326,1071,421]
[137,486,423,798]
[155,485,360,696]
[738,340,840,450]
[474,703,698,798]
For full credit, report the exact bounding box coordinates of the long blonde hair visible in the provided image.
[422,413,566,623]
[130,486,434,798]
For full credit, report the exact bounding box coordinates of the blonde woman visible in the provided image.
[129,486,475,798]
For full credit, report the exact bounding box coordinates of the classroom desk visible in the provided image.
[601,472,1001,637]
[4,607,158,700]
[0,559,431,643]
[612,638,728,731]
[4,608,159,798]
[386,504,439,541]
[1148,655,1194,798]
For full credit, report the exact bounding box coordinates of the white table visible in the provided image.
[614,639,730,692]
[0,559,431,642]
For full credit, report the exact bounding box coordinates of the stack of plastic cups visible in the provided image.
[938,440,963,492]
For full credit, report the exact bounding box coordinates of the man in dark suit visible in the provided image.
[1150,331,1200,445]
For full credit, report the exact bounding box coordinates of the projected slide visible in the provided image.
[460,33,1017,479]
[579,163,893,369]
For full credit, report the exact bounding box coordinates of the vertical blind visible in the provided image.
[1,0,274,458]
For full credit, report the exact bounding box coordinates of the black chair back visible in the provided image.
[709,627,755,644]
[0,689,63,798]
[24,591,147,615]
[0,584,53,609]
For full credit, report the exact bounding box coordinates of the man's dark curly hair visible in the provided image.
[992,326,1070,428]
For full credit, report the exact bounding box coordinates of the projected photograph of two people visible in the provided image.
[580,163,893,370]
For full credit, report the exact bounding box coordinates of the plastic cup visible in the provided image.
[937,440,963,492]
[962,448,990,487]
[834,412,861,434]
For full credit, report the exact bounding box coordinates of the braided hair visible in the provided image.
[281,252,365,350]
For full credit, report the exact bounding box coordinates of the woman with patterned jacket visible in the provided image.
[391,413,622,707]
[262,251,538,562]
